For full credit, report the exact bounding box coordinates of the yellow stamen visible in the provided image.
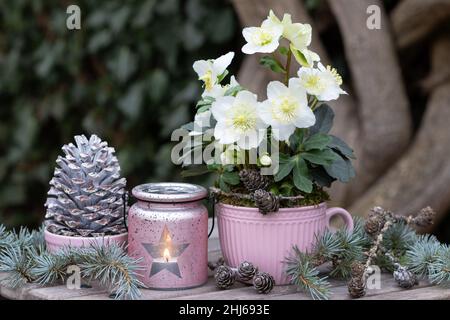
[272,96,298,123]
[199,70,213,90]
[229,104,257,132]
[252,29,273,46]
[326,65,343,85]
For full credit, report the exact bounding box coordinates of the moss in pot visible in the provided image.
[44,134,128,252]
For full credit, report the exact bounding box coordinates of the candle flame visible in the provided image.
[163,248,171,262]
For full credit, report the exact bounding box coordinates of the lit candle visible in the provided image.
[163,248,171,263]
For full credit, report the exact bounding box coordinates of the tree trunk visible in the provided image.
[391,0,450,49]
[328,0,412,202]
[350,38,450,229]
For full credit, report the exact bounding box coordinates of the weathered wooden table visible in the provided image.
[1,220,449,300]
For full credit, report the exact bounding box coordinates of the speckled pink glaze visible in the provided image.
[217,203,353,285]
[44,229,127,253]
[128,183,208,290]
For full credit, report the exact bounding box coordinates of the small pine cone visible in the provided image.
[237,261,258,282]
[253,272,275,294]
[364,215,384,236]
[239,169,271,192]
[412,207,435,228]
[253,190,280,214]
[393,264,418,289]
[350,261,366,278]
[347,276,366,298]
[214,265,236,289]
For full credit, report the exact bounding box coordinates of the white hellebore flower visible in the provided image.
[193,52,234,91]
[242,23,283,54]
[297,63,347,101]
[211,91,268,150]
[264,10,312,51]
[260,79,316,141]
[201,76,239,99]
[189,110,212,136]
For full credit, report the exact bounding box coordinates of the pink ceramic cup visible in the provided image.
[44,229,128,253]
[217,202,353,285]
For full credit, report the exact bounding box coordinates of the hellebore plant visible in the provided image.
[177,10,355,206]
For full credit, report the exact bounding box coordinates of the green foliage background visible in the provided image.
[0,0,240,228]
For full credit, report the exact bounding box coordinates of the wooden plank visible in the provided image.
[2,220,449,301]
[360,285,450,300]
[270,275,434,300]
[170,277,346,300]
[27,283,107,300]
[0,273,41,300]
[66,249,224,300]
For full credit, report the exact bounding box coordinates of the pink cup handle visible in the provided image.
[326,207,354,233]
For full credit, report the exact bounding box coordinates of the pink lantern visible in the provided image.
[128,183,208,290]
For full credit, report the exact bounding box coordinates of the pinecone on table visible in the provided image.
[393,263,418,289]
[45,135,127,237]
[239,169,271,192]
[214,265,236,289]
[237,261,258,282]
[253,272,275,294]
[348,277,366,298]
[253,190,280,214]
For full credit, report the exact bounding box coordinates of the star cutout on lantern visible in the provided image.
[142,225,189,278]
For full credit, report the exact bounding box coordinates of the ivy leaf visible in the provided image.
[293,157,313,193]
[329,135,356,159]
[301,149,337,166]
[274,153,295,182]
[303,133,331,151]
[221,171,240,185]
[260,56,286,74]
[309,104,334,135]
[324,153,356,183]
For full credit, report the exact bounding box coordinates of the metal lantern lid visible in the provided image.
[132,182,208,203]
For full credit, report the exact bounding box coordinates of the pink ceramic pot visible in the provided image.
[44,229,128,253]
[216,202,353,285]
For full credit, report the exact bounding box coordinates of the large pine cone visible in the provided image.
[253,190,280,214]
[45,135,127,237]
[215,265,236,289]
[237,261,258,282]
[239,169,271,192]
[253,272,275,294]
